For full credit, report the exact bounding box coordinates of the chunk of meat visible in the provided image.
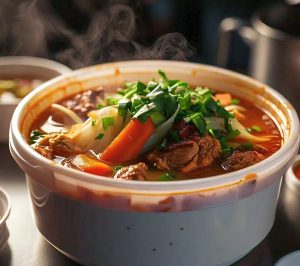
[114,163,148,181]
[182,135,221,172]
[147,141,199,170]
[59,87,105,119]
[221,151,265,171]
[33,132,82,159]
[147,135,221,173]
[173,120,200,140]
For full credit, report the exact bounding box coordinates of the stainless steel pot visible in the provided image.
[217,4,300,111]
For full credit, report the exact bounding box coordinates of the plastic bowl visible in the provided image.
[9,61,300,266]
[0,56,71,142]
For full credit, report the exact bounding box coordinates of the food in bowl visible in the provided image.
[0,78,43,102]
[29,71,282,181]
[10,61,299,266]
[0,56,71,142]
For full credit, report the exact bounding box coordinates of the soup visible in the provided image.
[0,78,43,102]
[29,71,282,181]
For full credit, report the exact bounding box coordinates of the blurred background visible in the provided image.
[1,0,300,107]
[0,0,284,69]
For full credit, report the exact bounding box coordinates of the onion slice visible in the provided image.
[225,105,246,112]
[205,117,225,130]
[230,118,271,142]
[142,106,179,153]
[51,103,83,124]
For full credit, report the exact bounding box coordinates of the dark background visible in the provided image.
[0,0,284,70]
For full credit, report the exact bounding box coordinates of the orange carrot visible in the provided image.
[214,93,232,106]
[100,118,155,163]
[71,154,113,176]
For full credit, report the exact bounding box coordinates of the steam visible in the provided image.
[0,0,194,68]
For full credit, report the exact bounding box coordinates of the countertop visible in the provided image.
[0,143,300,266]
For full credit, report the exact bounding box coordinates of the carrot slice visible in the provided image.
[71,154,113,176]
[100,118,155,163]
[214,93,232,106]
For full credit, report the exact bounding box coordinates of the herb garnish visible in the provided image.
[96,104,104,109]
[30,130,45,144]
[159,172,176,181]
[102,117,114,130]
[231,98,240,105]
[251,125,262,132]
[116,70,237,153]
[95,133,104,140]
[114,165,123,172]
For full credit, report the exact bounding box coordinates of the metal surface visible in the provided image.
[217,7,300,111]
[0,142,300,266]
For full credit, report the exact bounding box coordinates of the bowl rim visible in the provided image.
[10,60,300,193]
[0,56,71,73]
[0,56,72,106]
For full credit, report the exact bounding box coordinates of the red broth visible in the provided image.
[293,164,300,180]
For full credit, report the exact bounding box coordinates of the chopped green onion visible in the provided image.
[231,98,240,105]
[150,111,165,126]
[158,70,169,86]
[118,98,131,109]
[148,88,178,118]
[97,104,104,109]
[133,103,156,122]
[106,98,119,106]
[118,108,127,122]
[208,128,215,138]
[240,141,254,150]
[95,133,104,140]
[251,125,262,132]
[114,165,124,172]
[118,99,131,122]
[30,130,45,144]
[92,120,96,126]
[102,117,114,130]
[225,129,240,141]
[115,71,236,147]
[186,112,207,136]
[159,172,175,181]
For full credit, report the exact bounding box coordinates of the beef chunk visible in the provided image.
[33,133,81,159]
[147,135,221,173]
[60,87,105,119]
[182,135,221,172]
[114,163,148,181]
[147,141,199,170]
[221,151,265,171]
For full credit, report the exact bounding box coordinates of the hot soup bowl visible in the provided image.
[0,56,71,142]
[9,61,300,266]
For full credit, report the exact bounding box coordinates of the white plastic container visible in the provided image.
[9,61,300,266]
[0,56,71,142]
